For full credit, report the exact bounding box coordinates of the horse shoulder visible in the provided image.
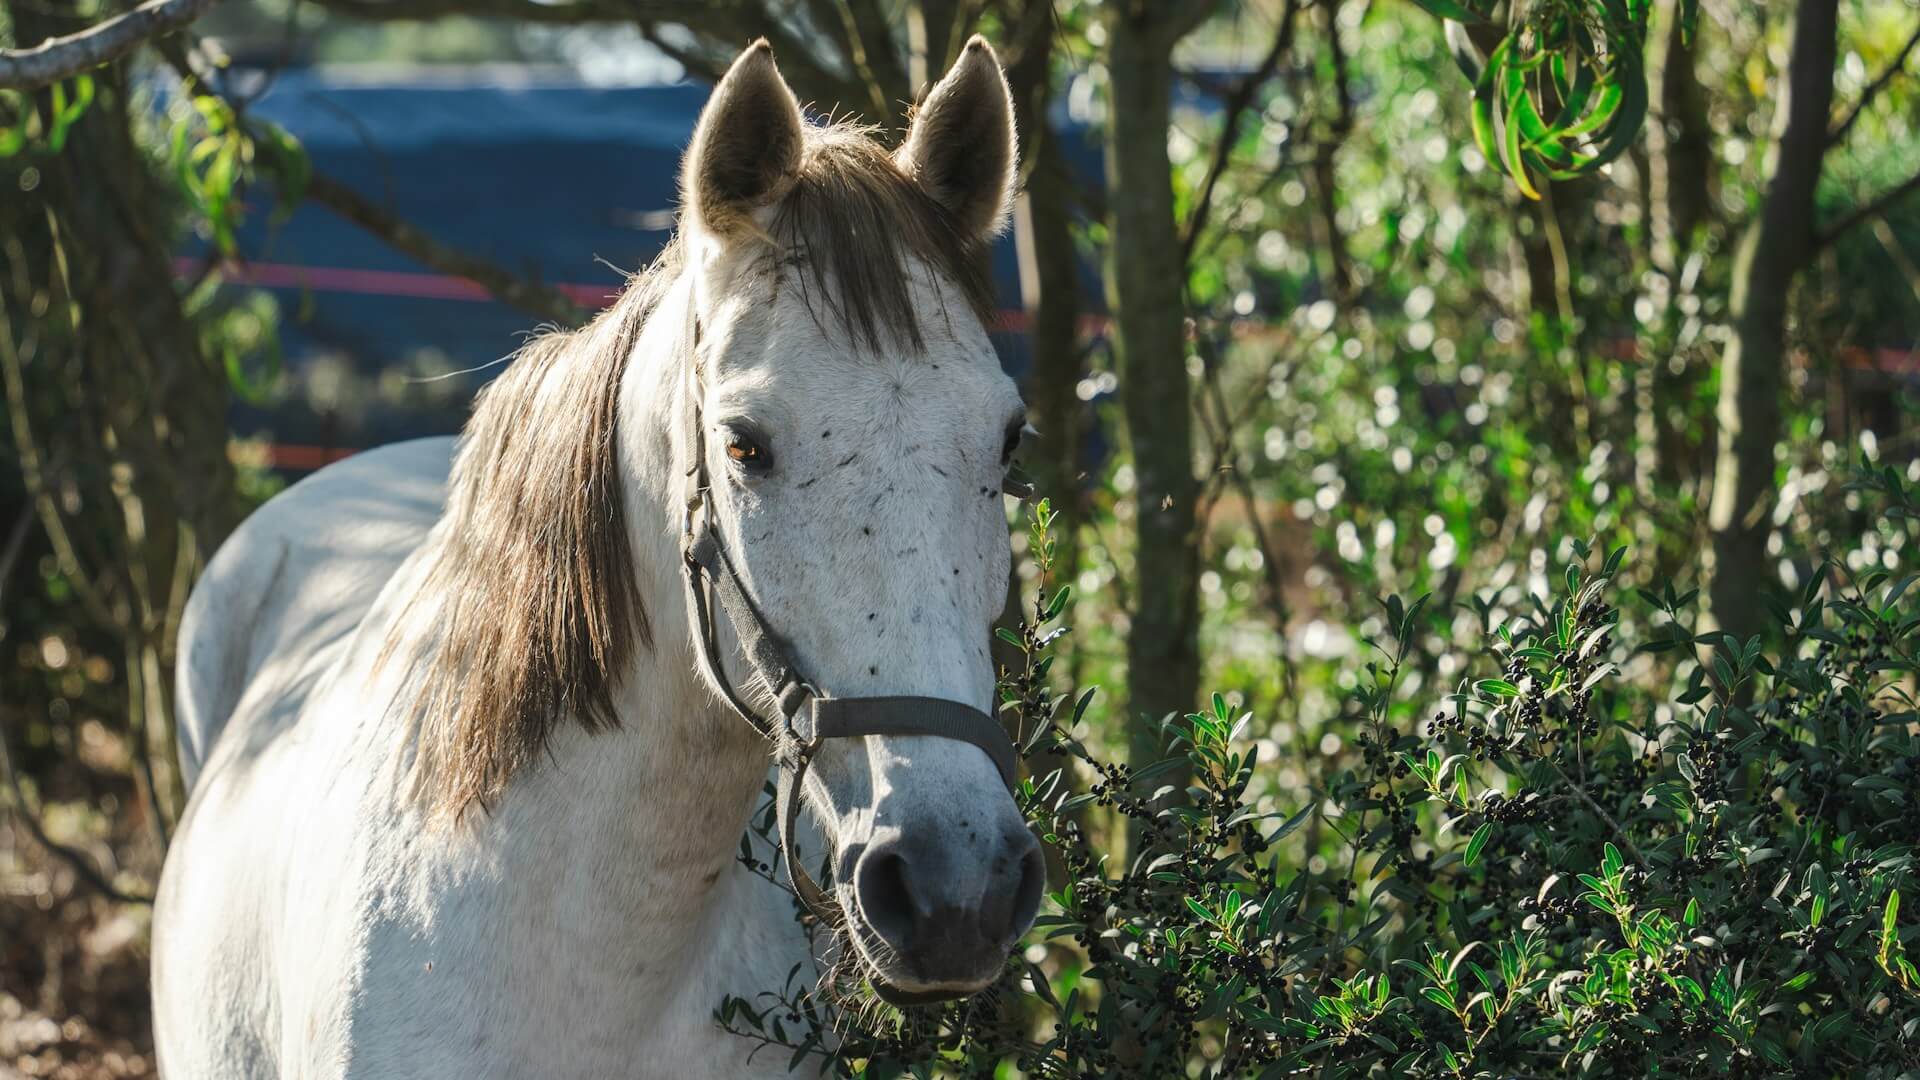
[157,437,456,1079]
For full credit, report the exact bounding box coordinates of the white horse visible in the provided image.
[152,39,1043,1078]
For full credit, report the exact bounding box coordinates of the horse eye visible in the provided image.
[725,432,771,471]
[1001,419,1027,464]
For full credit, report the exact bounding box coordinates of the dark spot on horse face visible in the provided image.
[797,476,819,489]
[867,612,877,620]
[837,451,859,468]
[869,665,878,676]
[822,430,831,438]
[931,464,948,477]
[862,526,872,536]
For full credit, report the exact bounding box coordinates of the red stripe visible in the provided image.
[175,257,1085,333]
[176,258,619,308]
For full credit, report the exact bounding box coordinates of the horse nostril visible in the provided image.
[986,832,1045,944]
[857,849,921,950]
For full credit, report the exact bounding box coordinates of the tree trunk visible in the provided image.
[1002,0,1083,588]
[1104,6,1200,768]
[1639,0,1715,511]
[1707,0,1837,644]
[1017,139,1085,574]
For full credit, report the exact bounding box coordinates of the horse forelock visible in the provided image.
[395,116,993,822]
[769,122,997,352]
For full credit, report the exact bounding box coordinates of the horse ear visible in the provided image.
[896,36,1018,243]
[683,40,805,235]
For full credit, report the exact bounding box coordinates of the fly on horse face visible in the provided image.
[152,39,1043,1078]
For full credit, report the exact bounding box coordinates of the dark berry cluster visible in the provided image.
[1685,736,1730,804]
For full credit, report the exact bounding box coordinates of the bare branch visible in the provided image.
[1180,0,1300,263]
[1828,19,1920,147]
[1815,168,1920,251]
[834,0,912,123]
[0,513,155,906]
[305,0,651,21]
[0,720,156,906]
[638,24,727,82]
[304,173,593,327]
[0,0,218,91]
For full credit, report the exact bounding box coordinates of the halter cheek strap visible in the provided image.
[677,323,1017,925]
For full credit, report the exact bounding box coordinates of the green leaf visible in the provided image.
[1476,678,1520,698]
[1406,0,1488,22]
[1043,584,1073,622]
[1464,823,1493,868]
[1271,804,1315,843]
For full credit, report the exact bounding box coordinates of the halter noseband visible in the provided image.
[677,316,1018,927]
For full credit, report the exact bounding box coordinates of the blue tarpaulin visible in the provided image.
[222,70,1104,457]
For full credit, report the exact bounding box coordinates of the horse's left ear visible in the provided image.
[896,36,1018,244]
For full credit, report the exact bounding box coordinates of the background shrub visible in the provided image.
[723,482,1920,1077]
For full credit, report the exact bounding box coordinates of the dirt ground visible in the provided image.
[1,819,158,1079]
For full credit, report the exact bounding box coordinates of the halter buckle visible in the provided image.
[778,678,821,749]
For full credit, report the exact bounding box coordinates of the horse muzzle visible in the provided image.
[846,821,1044,999]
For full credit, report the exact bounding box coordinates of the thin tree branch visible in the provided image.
[304,173,592,327]
[638,24,727,82]
[0,718,156,906]
[1815,168,1920,251]
[1543,756,1646,866]
[1828,19,1920,147]
[1180,0,1300,263]
[828,0,911,123]
[0,513,155,906]
[304,0,638,21]
[0,0,218,91]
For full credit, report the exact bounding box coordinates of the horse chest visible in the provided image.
[331,851,810,1079]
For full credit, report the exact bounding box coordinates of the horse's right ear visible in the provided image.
[682,40,805,235]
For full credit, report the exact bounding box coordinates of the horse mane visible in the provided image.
[398,116,997,821]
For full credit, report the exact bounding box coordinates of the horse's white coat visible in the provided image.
[152,41,1032,1079]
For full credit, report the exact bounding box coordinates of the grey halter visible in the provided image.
[677,320,1018,927]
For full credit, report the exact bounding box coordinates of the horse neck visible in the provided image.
[474,274,773,926]
[586,272,770,869]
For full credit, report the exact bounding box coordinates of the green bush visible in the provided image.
[722,484,1920,1078]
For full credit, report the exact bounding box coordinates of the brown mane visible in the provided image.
[397,117,996,820]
